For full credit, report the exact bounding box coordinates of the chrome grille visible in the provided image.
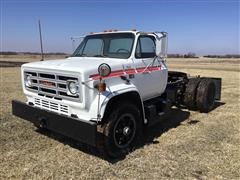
[34,98,69,115]
[24,71,81,101]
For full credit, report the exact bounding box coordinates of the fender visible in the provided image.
[88,82,146,123]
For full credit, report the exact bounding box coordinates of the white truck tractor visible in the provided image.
[12,30,221,157]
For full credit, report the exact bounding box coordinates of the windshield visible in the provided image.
[72,33,135,59]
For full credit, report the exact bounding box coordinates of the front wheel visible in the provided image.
[102,103,142,158]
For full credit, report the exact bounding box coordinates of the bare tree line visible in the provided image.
[0,51,67,55]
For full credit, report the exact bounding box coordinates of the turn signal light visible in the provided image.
[95,82,106,92]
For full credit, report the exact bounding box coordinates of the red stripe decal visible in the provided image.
[90,65,161,80]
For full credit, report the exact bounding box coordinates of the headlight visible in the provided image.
[25,75,32,87]
[67,81,79,95]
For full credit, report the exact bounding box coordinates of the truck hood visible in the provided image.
[22,57,127,75]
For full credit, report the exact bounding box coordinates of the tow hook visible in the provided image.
[38,117,47,128]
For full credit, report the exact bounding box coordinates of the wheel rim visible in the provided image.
[113,113,136,149]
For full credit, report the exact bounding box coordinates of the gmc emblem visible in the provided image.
[39,80,55,87]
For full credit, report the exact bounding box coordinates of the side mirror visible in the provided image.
[155,32,168,59]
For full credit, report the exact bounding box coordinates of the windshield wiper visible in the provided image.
[74,53,87,57]
[93,54,108,58]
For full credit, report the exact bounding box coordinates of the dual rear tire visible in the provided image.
[184,78,216,113]
[196,78,216,113]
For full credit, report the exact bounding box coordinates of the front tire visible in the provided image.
[103,103,142,158]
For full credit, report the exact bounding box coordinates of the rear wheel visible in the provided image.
[183,78,201,110]
[103,103,142,158]
[196,78,216,113]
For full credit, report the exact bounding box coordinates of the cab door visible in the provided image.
[131,35,167,100]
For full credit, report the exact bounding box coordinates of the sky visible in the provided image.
[0,0,239,55]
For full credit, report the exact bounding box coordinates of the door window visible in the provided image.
[135,36,156,58]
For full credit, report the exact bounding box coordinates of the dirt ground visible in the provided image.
[0,57,239,179]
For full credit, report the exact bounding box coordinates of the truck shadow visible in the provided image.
[36,107,191,163]
[142,108,190,146]
[143,101,225,145]
[211,101,225,111]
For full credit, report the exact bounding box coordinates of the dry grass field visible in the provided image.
[0,57,240,179]
[0,54,67,62]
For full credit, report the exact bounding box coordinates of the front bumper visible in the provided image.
[12,100,97,146]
